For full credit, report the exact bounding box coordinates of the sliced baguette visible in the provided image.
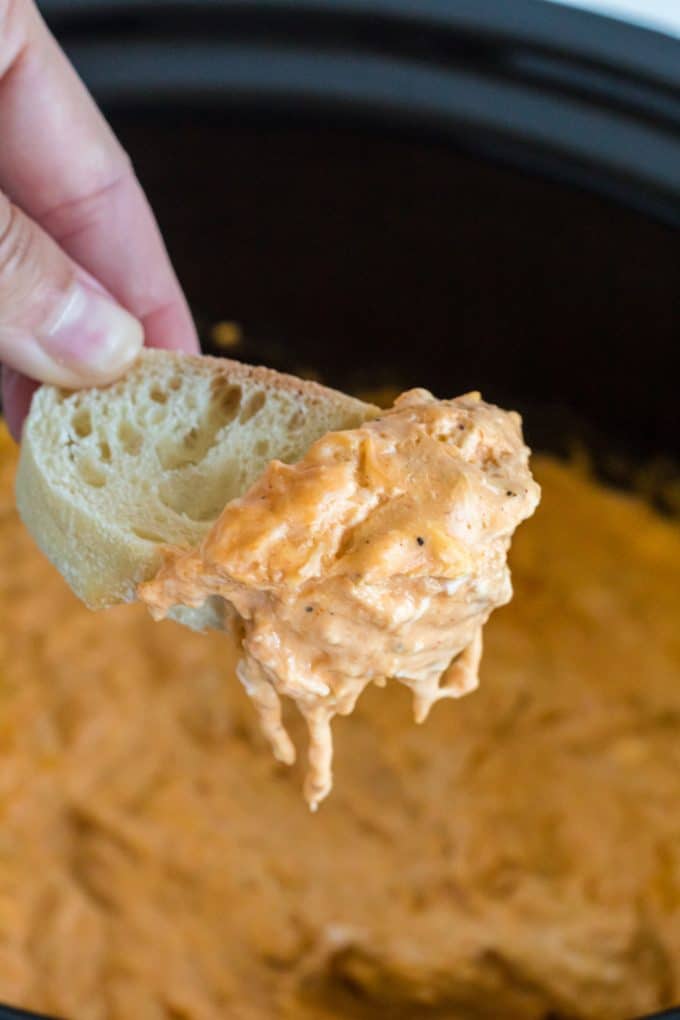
[16,350,377,630]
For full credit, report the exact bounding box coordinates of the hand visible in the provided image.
[0,0,199,439]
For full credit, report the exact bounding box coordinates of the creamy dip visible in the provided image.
[2,426,680,1019]
[140,390,539,807]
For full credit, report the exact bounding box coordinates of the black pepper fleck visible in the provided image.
[506,490,516,497]
[416,536,425,546]
[305,606,313,613]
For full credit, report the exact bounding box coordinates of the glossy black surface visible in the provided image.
[40,0,680,226]
[110,112,679,498]
[36,0,679,488]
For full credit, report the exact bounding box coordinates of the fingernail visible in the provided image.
[39,279,143,386]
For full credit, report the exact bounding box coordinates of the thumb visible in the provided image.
[0,191,143,388]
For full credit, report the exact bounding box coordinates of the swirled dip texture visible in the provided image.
[139,390,540,807]
[4,419,680,1019]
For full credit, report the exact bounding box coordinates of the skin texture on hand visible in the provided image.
[0,0,200,438]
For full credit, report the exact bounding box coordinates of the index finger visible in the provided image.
[0,0,199,354]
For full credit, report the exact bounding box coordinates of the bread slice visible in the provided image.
[16,350,377,630]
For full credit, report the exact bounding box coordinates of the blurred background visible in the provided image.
[36,0,680,498]
[547,0,680,37]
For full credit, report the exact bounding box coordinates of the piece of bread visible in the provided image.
[16,350,377,630]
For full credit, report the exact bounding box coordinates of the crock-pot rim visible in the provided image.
[39,0,680,226]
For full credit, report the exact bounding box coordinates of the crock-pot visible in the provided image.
[8,1,680,1016]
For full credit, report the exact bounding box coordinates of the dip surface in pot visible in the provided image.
[0,425,679,1019]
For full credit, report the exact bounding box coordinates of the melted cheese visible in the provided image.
[140,390,540,807]
[1,427,680,1018]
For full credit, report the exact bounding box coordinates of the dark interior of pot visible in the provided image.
[111,108,679,499]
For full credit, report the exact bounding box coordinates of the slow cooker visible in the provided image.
[6,1,680,1016]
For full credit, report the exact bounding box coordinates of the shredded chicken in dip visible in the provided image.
[140,390,540,807]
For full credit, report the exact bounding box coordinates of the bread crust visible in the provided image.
[16,350,377,628]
